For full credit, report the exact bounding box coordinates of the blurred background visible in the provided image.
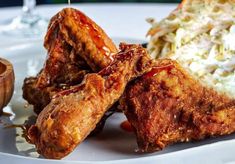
[0,0,180,7]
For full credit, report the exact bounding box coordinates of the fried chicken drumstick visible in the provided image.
[28,44,153,159]
[120,59,235,152]
[23,8,117,114]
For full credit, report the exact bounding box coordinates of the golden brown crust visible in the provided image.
[59,8,118,71]
[37,8,118,88]
[120,59,235,152]
[23,8,118,114]
[22,77,55,114]
[27,44,154,159]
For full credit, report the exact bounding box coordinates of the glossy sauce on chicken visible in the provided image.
[74,11,114,59]
[143,64,174,78]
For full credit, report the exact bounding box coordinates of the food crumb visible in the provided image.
[24,103,29,108]
[120,120,133,132]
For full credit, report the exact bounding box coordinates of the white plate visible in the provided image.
[0,3,235,163]
[1,38,235,164]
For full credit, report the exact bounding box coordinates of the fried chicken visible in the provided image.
[27,44,153,159]
[22,8,118,114]
[120,59,235,152]
[38,8,117,88]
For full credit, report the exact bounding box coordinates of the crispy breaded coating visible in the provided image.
[120,59,235,152]
[22,8,118,114]
[27,44,153,159]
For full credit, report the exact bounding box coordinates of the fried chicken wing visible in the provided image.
[37,8,117,88]
[27,44,153,159]
[120,59,235,152]
[23,8,118,114]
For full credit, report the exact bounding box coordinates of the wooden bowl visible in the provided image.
[0,58,14,114]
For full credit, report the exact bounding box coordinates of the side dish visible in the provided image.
[148,0,235,98]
